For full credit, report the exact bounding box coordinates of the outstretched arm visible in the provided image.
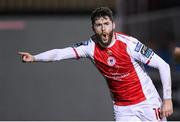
[18,47,78,63]
[18,39,93,63]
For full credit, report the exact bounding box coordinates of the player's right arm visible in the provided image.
[18,47,76,62]
[18,39,93,63]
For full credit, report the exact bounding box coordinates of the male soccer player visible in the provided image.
[18,7,173,121]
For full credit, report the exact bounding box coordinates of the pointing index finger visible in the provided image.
[18,52,27,55]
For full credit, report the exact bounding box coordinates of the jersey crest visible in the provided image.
[107,56,116,66]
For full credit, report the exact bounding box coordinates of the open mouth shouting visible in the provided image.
[101,33,109,43]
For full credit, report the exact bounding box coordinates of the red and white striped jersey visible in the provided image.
[34,32,172,106]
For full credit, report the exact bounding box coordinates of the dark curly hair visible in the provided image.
[91,7,113,25]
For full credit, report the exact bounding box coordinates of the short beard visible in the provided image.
[97,30,113,49]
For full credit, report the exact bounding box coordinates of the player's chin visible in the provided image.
[102,40,109,44]
[99,41,109,48]
[100,37,108,43]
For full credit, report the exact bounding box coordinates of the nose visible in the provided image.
[101,25,106,31]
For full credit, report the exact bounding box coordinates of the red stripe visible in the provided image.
[146,55,153,65]
[146,60,150,65]
[73,48,80,59]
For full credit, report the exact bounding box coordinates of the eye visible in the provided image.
[104,22,109,25]
[96,24,101,27]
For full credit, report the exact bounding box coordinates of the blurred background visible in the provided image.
[0,0,180,121]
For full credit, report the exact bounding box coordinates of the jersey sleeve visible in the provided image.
[34,47,77,62]
[126,36,154,64]
[148,53,172,99]
[72,39,94,59]
[126,36,172,99]
[34,39,93,62]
